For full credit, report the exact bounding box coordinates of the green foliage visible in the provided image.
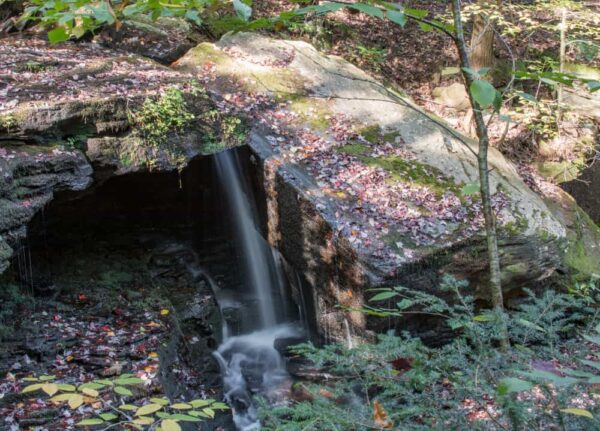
[20,373,228,429]
[261,276,600,430]
[20,0,225,42]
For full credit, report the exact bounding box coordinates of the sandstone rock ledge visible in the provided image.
[0,34,247,272]
[175,33,600,340]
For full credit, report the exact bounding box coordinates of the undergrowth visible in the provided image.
[260,276,600,430]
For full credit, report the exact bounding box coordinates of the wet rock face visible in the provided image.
[0,146,93,273]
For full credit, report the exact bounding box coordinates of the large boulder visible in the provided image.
[175,33,598,340]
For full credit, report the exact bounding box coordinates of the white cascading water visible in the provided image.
[213,150,302,430]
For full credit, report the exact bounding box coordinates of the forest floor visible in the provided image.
[0,234,229,431]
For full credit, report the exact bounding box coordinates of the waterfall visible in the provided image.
[213,150,302,430]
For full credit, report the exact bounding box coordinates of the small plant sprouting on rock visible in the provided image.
[128,87,195,169]
[132,87,195,147]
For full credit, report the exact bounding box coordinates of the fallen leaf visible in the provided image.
[373,400,393,429]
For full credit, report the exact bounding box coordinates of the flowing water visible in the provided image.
[213,150,303,430]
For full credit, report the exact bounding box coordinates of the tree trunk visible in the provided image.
[469,1,498,71]
[451,0,508,349]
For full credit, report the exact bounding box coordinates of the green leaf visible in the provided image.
[168,414,202,422]
[170,403,192,410]
[386,10,406,27]
[39,375,56,381]
[114,386,133,396]
[350,3,383,19]
[514,91,537,102]
[396,299,414,310]
[202,408,215,418]
[122,4,146,17]
[516,318,545,332]
[119,404,138,411]
[189,399,213,408]
[99,413,118,421]
[133,416,155,425]
[404,7,427,18]
[48,27,68,44]
[295,2,345,15]
[470,80,497,109]
[233,0,252,21]
[461,182,479,196]
[184,9,202,26]
[79,383,106,391]
[497,377,533,396]
[210,402,229,410]
[76,418,104,426]
[461,67,479,78]
[89,2,114,25]
[370,291,398,302]
[136,404,163,416]
[113,377,143,386]
[561,408,593,419]
[58,384,76,392]
[151,398,170,406]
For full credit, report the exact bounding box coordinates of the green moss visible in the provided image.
[286,96,331,130]
[337,143,369,155]
[357,124,402,145]
[565,209,600,278]
[536,159,586,184]
[360,155,460,197]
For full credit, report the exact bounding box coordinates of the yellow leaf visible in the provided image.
[160,308,170,316]
[561,408,594,419]
[170,403,192,410]
[42,383,59,396]
[82,387,99,397]
[50,393,75,403]
[162,419,181,431]
[133,416,155,425]
[69,394,84,409]
[21,384,42,393]
[135,403,163,416]
[148,352,158,358]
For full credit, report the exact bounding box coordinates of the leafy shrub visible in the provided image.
[260,277,600,430]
